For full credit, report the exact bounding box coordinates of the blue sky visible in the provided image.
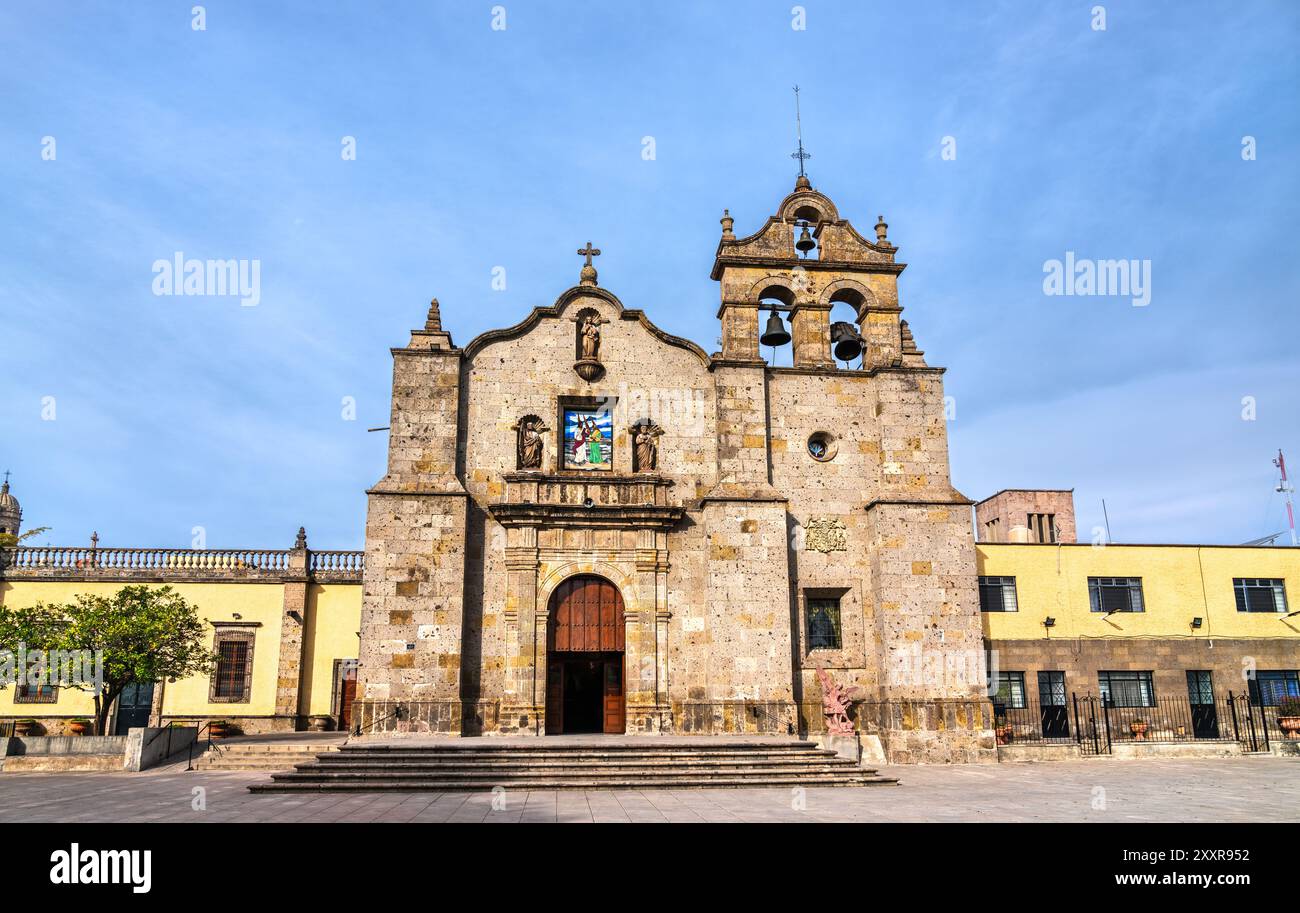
[1,1,1297,549]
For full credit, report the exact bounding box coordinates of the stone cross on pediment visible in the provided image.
[577,241,601,287]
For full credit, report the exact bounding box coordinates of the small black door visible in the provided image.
[1038,671,1070,739]
[1187,670,1219,739]
[114,682,155,734]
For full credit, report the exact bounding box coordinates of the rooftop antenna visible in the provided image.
[791,85,811,178]
[1101,499,1113,544]
[1274,449,1298,546]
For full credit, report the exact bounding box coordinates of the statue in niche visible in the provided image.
[579,312,605,361]
[631,421,664,472]
[513,416,549,470]
[573,309,608,382]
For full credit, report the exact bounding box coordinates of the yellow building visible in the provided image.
[0,527,363,736]
[975,489,1300,748]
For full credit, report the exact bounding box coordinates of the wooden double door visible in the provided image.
[545,575,625,735]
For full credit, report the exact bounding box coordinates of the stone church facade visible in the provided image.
[357,176,994,762]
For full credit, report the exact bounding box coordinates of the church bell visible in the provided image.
[831,321,863,363]
[795,222,816,254]
[761,309,792,348]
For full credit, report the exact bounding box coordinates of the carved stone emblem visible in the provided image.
[805,517,847,554]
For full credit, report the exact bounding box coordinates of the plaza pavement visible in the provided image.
[0,755,1294,823]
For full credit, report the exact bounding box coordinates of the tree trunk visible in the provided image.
[95,689,117,737]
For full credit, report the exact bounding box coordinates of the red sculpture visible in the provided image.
[816,668,857,735]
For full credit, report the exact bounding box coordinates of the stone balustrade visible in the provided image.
[0,545,364,583]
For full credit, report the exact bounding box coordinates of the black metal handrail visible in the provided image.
[184,720,227,771]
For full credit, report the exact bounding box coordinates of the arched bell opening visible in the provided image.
[757,284,795,367]
[790,205,824,262]
[828,288,867,369]
[545,575,626,735]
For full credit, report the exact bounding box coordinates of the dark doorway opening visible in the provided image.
[545,575,626,735]
[1187,670,1220,739]
[548,654,623,734]
[114,682,154,734]
[1037,671,1070,739]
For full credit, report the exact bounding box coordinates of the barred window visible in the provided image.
[209,633,255,703]
[14,683,58,704]
[1234,578,1287,613]
[1249,670,1300,707]
[1088,577,1144,613]
[805,597,842,651]
[978,576,1018,612]
[1099,671,1155,708]
[992,672,1026,710]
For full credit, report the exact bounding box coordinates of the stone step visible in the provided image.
[198,759,323,771]
[328,748,838,762]
[207,744,343,754]
[192,744,340,770]
[247,739,889,792]
[273,766,875,781]
[303,757,864,771]
[340,741,819,753]
[251,774,895,792]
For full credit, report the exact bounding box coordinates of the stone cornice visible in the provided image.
[489,502,685,531]
[864,495,976,511]
[461,285,711,366]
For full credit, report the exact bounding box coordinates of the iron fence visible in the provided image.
[989,692,1295,754]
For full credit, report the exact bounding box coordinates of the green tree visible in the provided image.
[0,525,50,549]
[0,585,215,735]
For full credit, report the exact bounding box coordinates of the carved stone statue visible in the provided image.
[579,313,604,361]
[816,668,858,736]
[513,416,548,470]
[632,422,664,472]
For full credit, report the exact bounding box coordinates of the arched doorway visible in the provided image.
[545,575,625,734]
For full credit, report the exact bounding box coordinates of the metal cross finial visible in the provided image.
[2,470,9,485]
[791,85,811,177]
[577,242,601,267]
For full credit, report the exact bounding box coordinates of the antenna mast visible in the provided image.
[1275,449,1298,546]
[791,85,811,178]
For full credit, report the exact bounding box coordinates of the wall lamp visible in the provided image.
[1191,617,1203,629]
[1043,617,1056,628]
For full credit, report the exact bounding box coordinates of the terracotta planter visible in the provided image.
[208,721,230,739]
[1130,723,1149,741]
[13,720,38,737]
[1279,716,1300,739]
[308,715,333,732]
[68,720,92,736]
[995,726,1012,745]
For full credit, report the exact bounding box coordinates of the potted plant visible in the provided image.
[13,719,38,737]
[207,719,231,739]
[68,719,92,736]
[1129,718,1150,740]
[308,714,333,732]
[1277,698,1300,739]
[994,715,1013,745]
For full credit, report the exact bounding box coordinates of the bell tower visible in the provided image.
[711,175,916,372]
